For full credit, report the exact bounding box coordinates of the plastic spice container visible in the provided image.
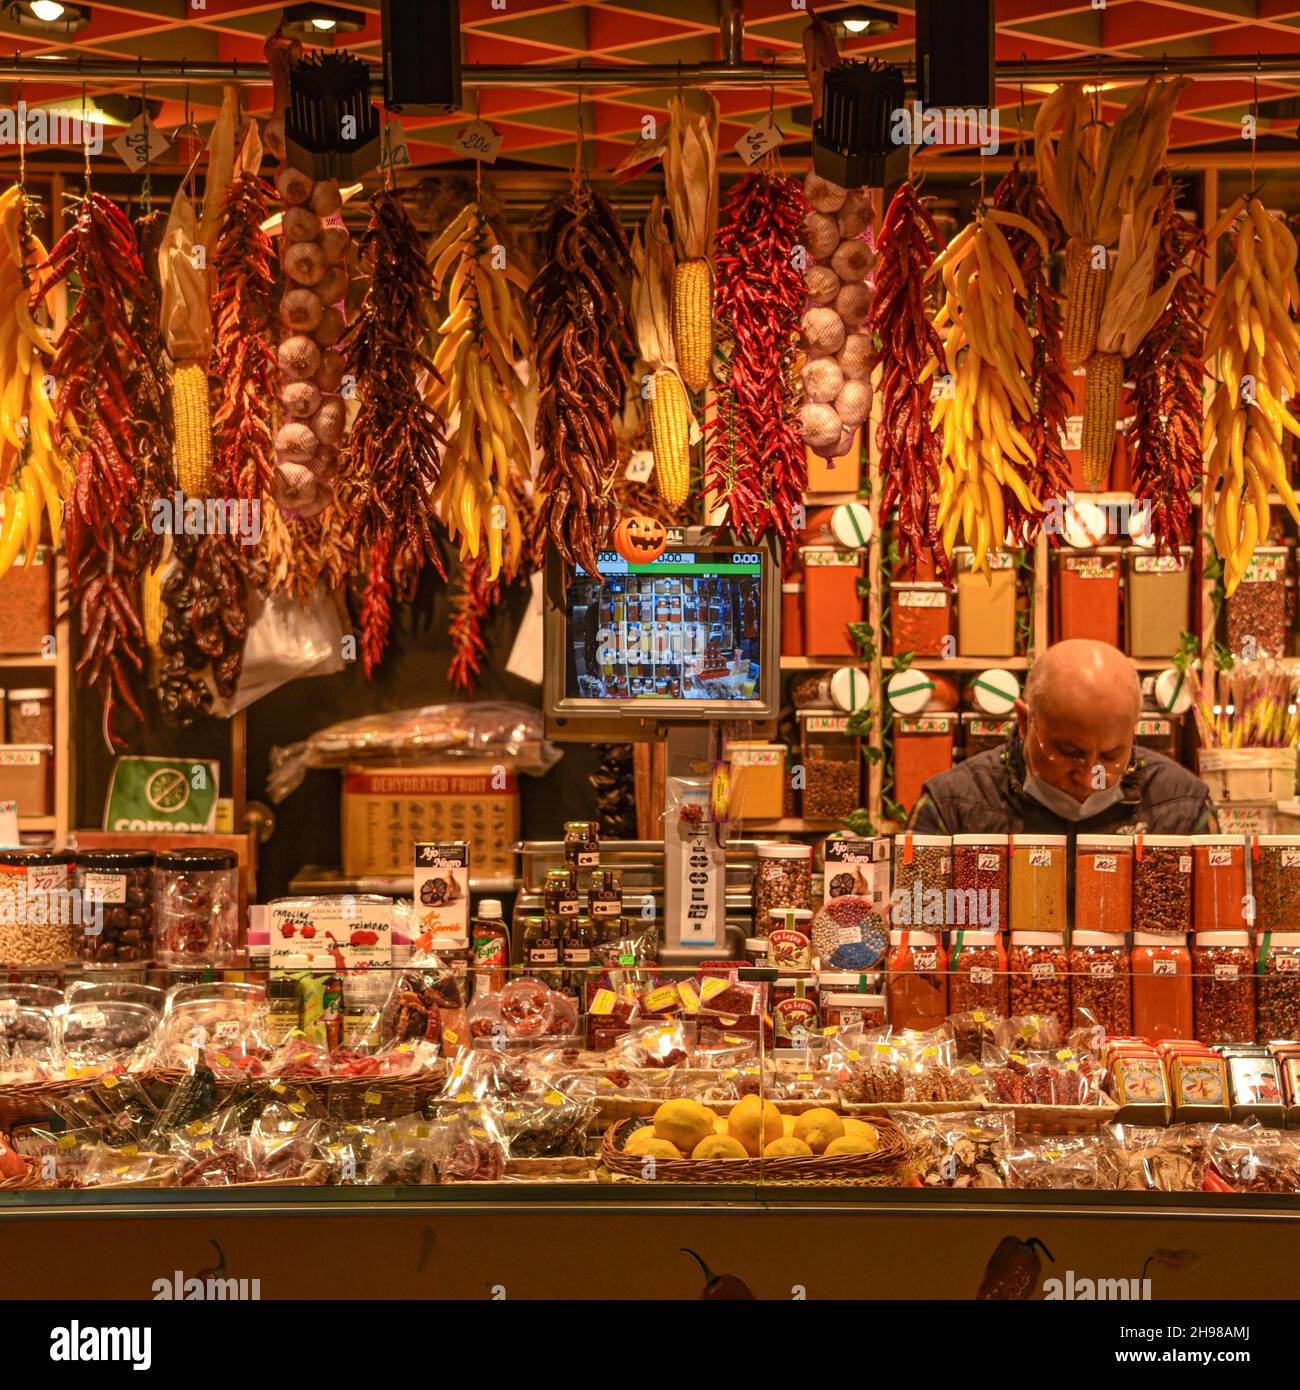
[766,907,814,971]
[74,851,154,966]
[798,713,860,819]
[949,929,1008,1015]
[1133,834,1192,935]
[1133,715,1178,758]
[744,937,769,968]
[155,850,240,966]
[966,667,1021,716]
[961,713,1014,759]
[1192,835,1248,934]
[820,978,886,1032]
[1225,547,1287,659]
[800,546,863,657]
[0,850,77,965]
[1009,835,1068,934]
[1252,835,1300,933]
[755,843,813,918]
[773,975,819,1044]
[1192,932,1256,1046]
[0,745,52,816]
[891,833,952,922]
[781,582,804,656]
[887,669,961,715]
[1131,933,1193,1041]
[951,834,1009,933]
[1054,547,1122,646]
[886,929,948,1031]
[893,713,956,813]
[954,548,1018,657]
[5,688,53,746]
[727,742,787,822]
[890,583,953,657]
[790,671,833,709]
[1008,931,1070,1033]
[1257,932,1300,1042]
[1069,932,1131,1036]
[1073,834,1133,935]
[0,545,53,653]
[1125,547,1192,657]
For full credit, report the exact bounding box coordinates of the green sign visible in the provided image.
[103,758,220,833]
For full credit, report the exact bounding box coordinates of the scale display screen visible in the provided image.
[564,550,764,701]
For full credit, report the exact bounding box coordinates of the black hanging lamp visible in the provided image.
[812,59,909,188]
[284,48,381,182]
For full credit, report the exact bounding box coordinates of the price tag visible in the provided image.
[0,800,18,847]
[379,117,412,174]
[453,120,503,164]
[111,115,170,172]
[624,450,655,483]
[734,113,784,165]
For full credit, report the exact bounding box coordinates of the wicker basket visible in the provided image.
[0,1075,126,1130]
[840,1097,986,1118]
[150,1068,448,1123]
[986,1091,1120,1136]
[501,1156,600,1183]
[600,1115,914,1185]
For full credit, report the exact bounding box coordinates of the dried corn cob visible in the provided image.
[1064,237,1110,368]
[141,561,167,685]
[649,367,692,508]
[170,361,213,496]
[1080,351,1124,486]
[664,91,718,394]
[672,258,714,393]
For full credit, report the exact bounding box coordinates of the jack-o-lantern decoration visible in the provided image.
[613,512,668,565]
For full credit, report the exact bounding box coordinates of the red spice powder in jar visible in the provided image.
[1073,834,1133,935]
[1191,836,1248,934]
[886,929,948,1031]
[1131,933,1193,1041]
[951,834,1009,935]
[800,546,862,657]
[890,583,953,658]
[1069,931,1131,1036]
[949,929,1008,1015]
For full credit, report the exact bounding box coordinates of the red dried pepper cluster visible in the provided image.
[340,188,448,676]
[128,210,173,572]
[868,183,948,581]
[43,194,159,749]
[1128,178,1208,555]
[991,163,1072,545]
[704,170,807,546]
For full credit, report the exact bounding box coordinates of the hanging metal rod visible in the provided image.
[2,53,1300,89]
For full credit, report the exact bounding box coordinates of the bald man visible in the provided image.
[908,639,1217,837]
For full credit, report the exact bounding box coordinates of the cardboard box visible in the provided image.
[341,763,518,880]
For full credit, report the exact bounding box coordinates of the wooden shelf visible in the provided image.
[0,654,56,668]
[803,492,867,506]
[782,655,1032,672]
[738,818,842,833]
[17,816,56,831]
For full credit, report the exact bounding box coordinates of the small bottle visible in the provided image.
[472,899,510,994]
[561,913,600,969]
[316,955,343,1052]
[544,868,581,920]
[523,915,563,990]
[266,962,301,1044]
[589,868,623,924]
[564,821,600,871]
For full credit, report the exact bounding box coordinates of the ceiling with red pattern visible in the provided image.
[1,1,1299,174]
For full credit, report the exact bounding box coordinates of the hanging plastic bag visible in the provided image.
[213,585,346,716]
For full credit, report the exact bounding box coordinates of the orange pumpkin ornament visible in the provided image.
[612,512,668,565]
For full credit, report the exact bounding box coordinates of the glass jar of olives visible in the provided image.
[74,851,155,965]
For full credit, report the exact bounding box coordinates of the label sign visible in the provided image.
[0,800,17,847]
[104,757,219,832]
[453,120,503,163]
[677,790,721,949]
[379,117,412,174]
[735,113,784,165]
[624,450,655,483]
[112,115,170,171]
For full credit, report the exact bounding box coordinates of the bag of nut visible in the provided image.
[898,1110,1013,1188]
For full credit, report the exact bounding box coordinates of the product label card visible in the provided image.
[413,841,470,949]
[103,757,219,833]
[269,896,393,969]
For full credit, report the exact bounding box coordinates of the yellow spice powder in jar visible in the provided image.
[1009,835,1067,933]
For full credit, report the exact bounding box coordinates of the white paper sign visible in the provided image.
[380,118,412,175]
[0,800,17,846]
[505,569,545,686]
[624,450,655,483]
[735,114,784,165]
[112,116,170,172]
[454,120,503,164]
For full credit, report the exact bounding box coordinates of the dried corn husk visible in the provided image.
[664,91,718,262]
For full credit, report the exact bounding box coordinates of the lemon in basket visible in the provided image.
[654,1099,715,1155]
[764,1136,813,1157]
[842,1118,880,1150]
[624,1127,684,1161]
[793,1108,845,1155]
[692,1135,748,1160]
[824,1134,877,1156]
[727,1094,782,1156]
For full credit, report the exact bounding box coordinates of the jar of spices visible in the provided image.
[960,713,1015,759]
[819,976,886,1032]
[155,850,240,966]
[766,907,814,971]
[798,712,860,820]
[951,834,1009,934]
[1252,835,1300,933]
[773,975,819,1045]
[1008,931,1070,1034]
[781,582,804,656]
[1257,932,1300,1042]
[799,546,863,658]
[1131,933,1193,1041]
[948,929,1008,1016]
[1069,932,1131,1037]
[73,851,154,965]
[744,937,769,969]
[1009,835,1068,934]
[5,687,54,746]
[890,583,953,657]
[544,868,581,922]
[1133,834,1193,935]
[891,833,951,927]
[1193,931,1256,1046]
[1225,546,1287,658]
[563,821,600,871]
[1125,547,1193,657]
[727,742,788,822]
[588,868,624,924]
[1073,834,1133,935]
[954,547,1017,657]
[755,843,813,918]
[1192,835,1248,934]
[892,713,957,814]
[886,929,948,1032]
[0,850,77,965]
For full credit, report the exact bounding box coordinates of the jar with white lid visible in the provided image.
[886,928,947,1031]
[1069,930,1131,1036]
[1073,833,1133,935]
[755,842,812,918]
[1192,930,1255,1046]
[818,972,886,1032]
[891,832,951,920]
[1257,931,1300,1041]
[1009,835,1068,934]
[1008,929,1070,1033]
[951,834,1009,934]
[949,928,1008,1015]
[743,937,769,968]
[1133,834,1192,936]
[1252,836,1300,933]
[1191,835,1248,935]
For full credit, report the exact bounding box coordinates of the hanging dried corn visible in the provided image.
[704,169,807,543]
[926,207,1050,573]
[1203,198,1300,596]
[426,199,532,582]
[664,91,718,393]
[1127,179,1208,555]
[631,199,694,513]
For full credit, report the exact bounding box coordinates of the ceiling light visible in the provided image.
[835,5,897,37]
[9,1,89,31]
[283,3,365,37]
